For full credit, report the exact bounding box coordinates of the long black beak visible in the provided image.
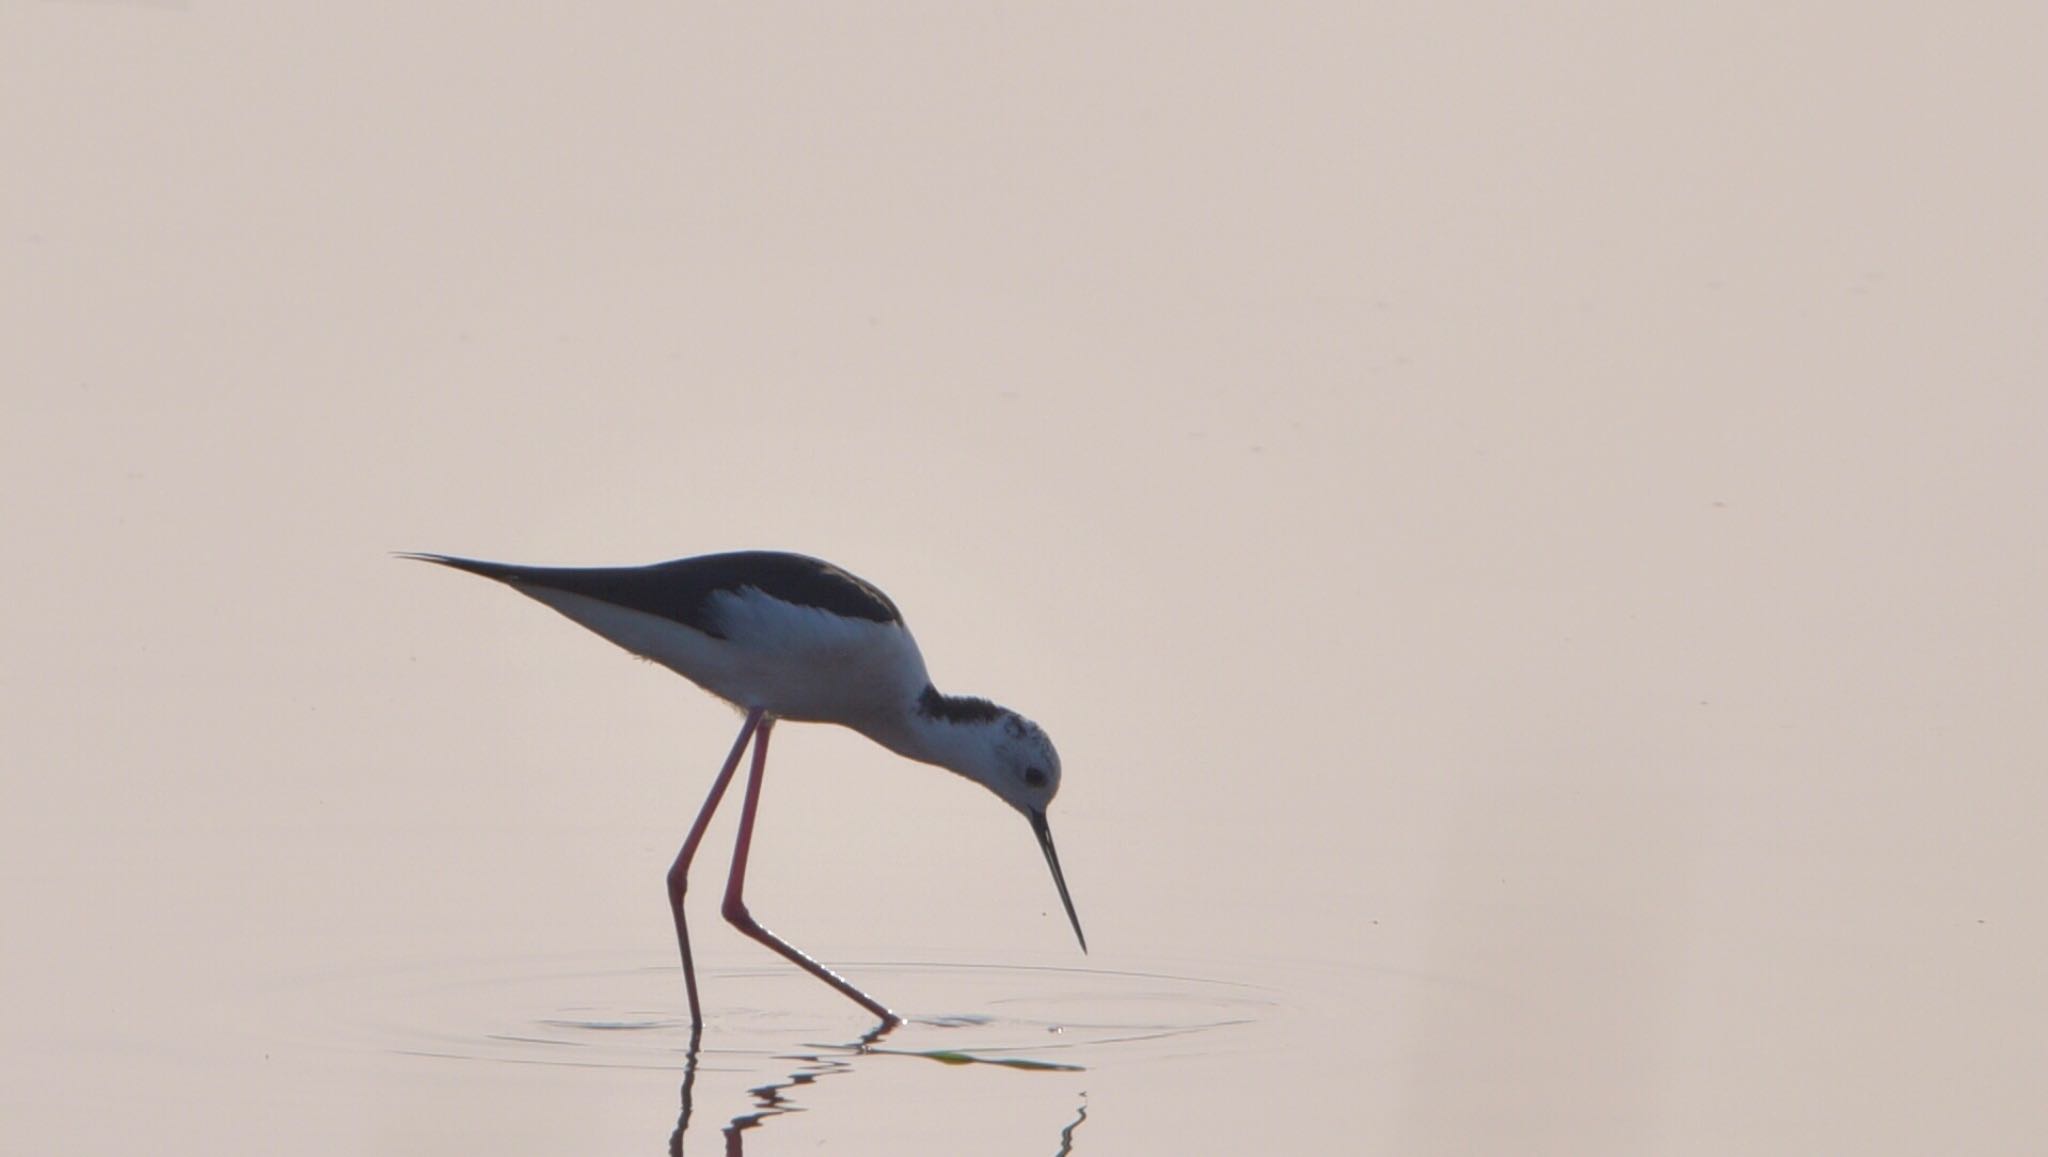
[1029,808,1086,953]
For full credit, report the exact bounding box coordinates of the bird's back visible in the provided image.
[414,552,900,636]
[408,550,925,722]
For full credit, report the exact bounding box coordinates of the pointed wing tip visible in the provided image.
[395,552,505,580]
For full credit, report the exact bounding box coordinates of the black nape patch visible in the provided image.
[405,550,903,640]
[918,684,1005,725]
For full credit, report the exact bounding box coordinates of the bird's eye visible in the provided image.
[1023,767,1047,788]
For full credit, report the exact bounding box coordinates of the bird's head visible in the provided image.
[931,706,1085,954]
[976,710,1062,818]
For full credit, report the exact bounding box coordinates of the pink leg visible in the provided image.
[668,707,767,1029]
[721,719,901,1027]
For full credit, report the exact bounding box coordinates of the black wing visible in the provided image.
[402,550,903,639]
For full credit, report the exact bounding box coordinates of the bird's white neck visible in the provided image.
[856,686,1004,784]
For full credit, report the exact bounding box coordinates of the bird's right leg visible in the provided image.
[720,718,902,1027]
[668,706,767,1029]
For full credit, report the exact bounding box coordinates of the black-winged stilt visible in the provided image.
[404,550,1084,1028]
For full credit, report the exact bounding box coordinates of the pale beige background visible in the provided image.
[4,3,2044,1154]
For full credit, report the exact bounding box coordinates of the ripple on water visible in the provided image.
[297,954,1276,1072]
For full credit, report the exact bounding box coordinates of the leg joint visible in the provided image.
[720,895,752,927]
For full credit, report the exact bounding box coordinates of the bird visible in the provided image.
[403,549,1084,1029]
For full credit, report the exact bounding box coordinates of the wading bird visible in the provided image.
[405,550,1084,1028]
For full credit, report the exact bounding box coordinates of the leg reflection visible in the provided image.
[670,1022,895,1155]
[669,1023,1090,1154]
[1054,1093,1088,1156]
[667,1025,704,1157]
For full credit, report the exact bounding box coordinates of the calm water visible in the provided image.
[7,3,2045,1153]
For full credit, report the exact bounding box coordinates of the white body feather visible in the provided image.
[515,583,932,728]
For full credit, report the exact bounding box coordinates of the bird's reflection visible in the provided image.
[1054,1094,1088,1157]
[669,1022,1088,1154]
[669,1021,888,1155]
